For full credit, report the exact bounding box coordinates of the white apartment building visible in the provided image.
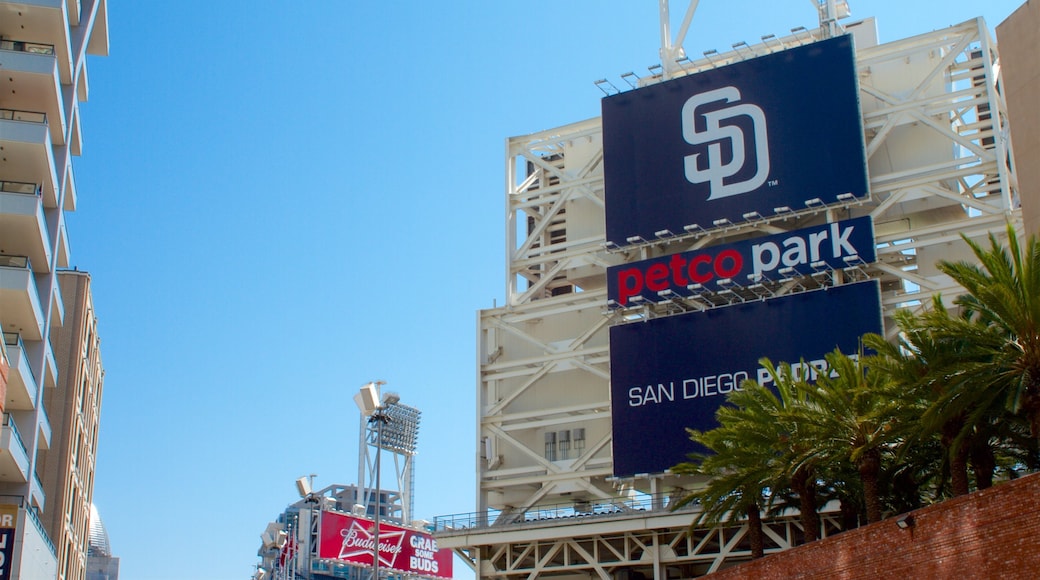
[0,0,109,577]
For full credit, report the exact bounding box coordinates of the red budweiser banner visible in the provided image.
[318,510,452,579]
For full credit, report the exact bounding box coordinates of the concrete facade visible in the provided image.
[997,1,1040,238]
[42,272,105,580]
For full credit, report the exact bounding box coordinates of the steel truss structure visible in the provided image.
[444,6,1021,579]
[459,507,845,579]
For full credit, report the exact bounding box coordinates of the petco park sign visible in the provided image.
[318,511,452,579]
[607,216,875,306]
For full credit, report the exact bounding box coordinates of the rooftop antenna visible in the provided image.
[658,1,699,81]
[815,0,852,38]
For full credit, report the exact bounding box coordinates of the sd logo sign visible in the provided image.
[682,86,770,200]
[602,34,868,247]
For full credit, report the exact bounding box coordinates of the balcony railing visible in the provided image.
[432,491,698,533]
[0,40,56,56]
[0,108,47,124]
[0,255,31,270]
[2,332,38,402]
[2,414,29,461]
[0,181,41,196]
[0,495,56,557]
[31,470,46,513]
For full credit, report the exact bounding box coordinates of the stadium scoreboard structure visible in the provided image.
[460,12,1021,579]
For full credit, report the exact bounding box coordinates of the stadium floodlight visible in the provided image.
[354,381,382,417]
[295,476,312,498]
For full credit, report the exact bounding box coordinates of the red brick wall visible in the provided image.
[709,472,1040,579]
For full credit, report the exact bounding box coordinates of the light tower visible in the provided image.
[354,382,422,578]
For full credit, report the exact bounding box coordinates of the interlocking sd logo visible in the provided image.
[602,35,868,246]
[682,87,770,200]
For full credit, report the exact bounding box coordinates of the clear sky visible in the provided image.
[71,2,1025,578]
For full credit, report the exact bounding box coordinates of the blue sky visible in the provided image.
[70,2,1024,578]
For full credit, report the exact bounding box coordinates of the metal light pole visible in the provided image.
[355,381,388,580]
[371,408,388,580]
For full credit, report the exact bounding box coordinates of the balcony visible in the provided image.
[0,255,46,341]
[0,0,74,85]
[1,333,39,412]
[0,333,7,412]
[37,405,51,451]
[0,108,59,208]
[0,181,53,274]
[31,469,46,513]
[0,413,30,483]
[43,337,57,390]
[49,272,64,330]
[0,40,66,146]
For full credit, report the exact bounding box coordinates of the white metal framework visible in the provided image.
[442,3,1021,578]
[358,398,422,526]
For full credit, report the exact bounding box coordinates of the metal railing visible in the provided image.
[432,491,698,532]
[0,39,55,55]
[0,180,41,195]
[0,108,47,124]
[23,499,56,558]
[2,414,29,459]
[0,254,31,269]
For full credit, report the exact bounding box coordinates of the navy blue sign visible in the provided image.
[609,280,883,477]
[608,216,875,306]
[602,35,867,246]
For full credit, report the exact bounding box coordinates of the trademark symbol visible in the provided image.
[768,179,780,187]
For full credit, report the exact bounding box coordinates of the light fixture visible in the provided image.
[295,476,313,498]
[593,79,619,96]
[712,218,732,227]
[837,192,856,202]
[896,514,914,529]
[805,198,824,208]
[656,289,677,303]
[742,211,763,221]
[773,206,793,215]
[620,72,639,89]
[354,381,382,417]
[626,235,648,244]
[654,229,675,239]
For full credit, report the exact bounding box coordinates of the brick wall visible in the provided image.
[709,472,1040,579]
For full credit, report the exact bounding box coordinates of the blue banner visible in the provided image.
[609,281,883,477]
[602,35,868,246]
[607,216,875,306]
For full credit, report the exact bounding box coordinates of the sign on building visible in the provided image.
[609,281,883,477]
[602,35,868,246]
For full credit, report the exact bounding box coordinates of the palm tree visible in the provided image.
[671,424,772,559]
[793,349,901,523]
[672,361,823,548]
[864,301,980,496]
[935,226,1040,437]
